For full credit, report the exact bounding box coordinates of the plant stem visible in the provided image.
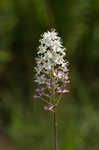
[53,108,58,150]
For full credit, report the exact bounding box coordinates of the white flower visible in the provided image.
[57,87,69,93]
[44,103,54,111]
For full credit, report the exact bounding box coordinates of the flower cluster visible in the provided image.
[33,29,69,110]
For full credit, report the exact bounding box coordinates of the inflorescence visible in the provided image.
[33,29,70,111]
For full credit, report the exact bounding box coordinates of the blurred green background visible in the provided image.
[0,0,99,149]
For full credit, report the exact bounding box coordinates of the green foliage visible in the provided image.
[0,0,99,149]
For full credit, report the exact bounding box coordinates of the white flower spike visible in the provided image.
[33,29,70,110]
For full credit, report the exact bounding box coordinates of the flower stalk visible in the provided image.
[53,107,58,150]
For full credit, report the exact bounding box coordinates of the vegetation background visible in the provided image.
[0,0,99,149]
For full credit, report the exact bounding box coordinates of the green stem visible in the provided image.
[53,108,58,150]
[40,97,49,104]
